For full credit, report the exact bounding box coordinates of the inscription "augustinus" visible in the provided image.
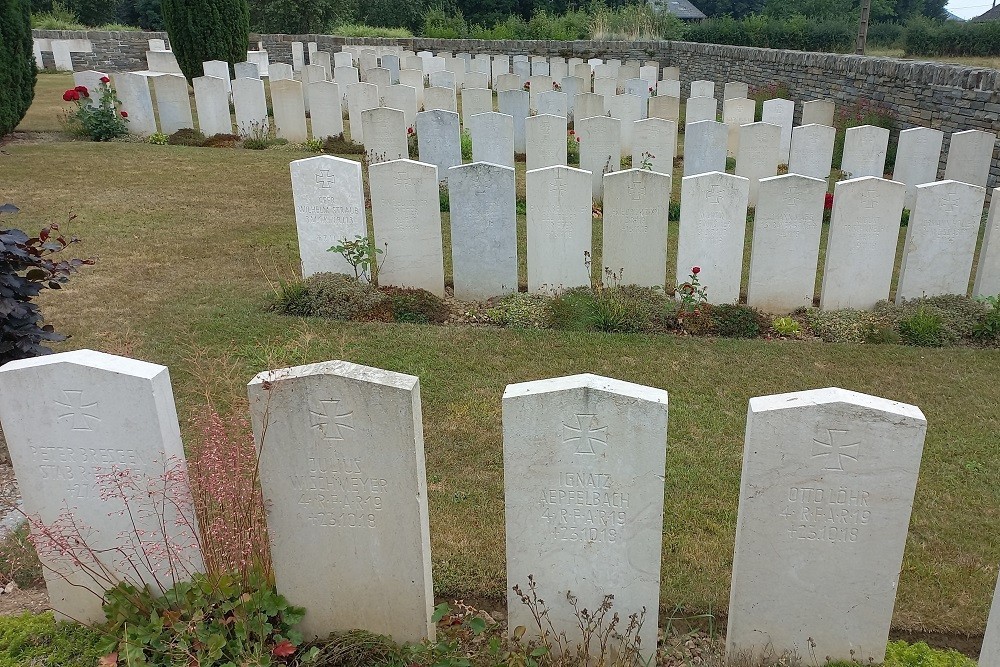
[539,471,629,543]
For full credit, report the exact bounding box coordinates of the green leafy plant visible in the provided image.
[884,640,976,667]
[772,316,801,337]
[381,286,449,324]
[0,207,94,364]
[972,294,1000,344]
[898,304,947,347]
[162,0,249,83]
[322,132,365,155]
[0,522,43,590]
[485,293,551,328]
[439,183,450,212]
[304,137,324,152]
[102,571,304,667]
[148,131,169,145]
[61,79,130,141]
[638,151,654,170]
[675,266,708,317]
[567,130,580,165]
[328,235,385,285]
[803,307,894,344]
[281,272,392,321]
[460,129,473,161]
[712,304,766,338]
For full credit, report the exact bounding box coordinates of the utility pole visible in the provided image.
[856,0,871,54]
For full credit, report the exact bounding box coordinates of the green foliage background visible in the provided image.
[1,0,36,137]
[161,0,250,82]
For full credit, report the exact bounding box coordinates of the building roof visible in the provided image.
[649,0,707,20]
[971,4,1000,21]
[944,9,965,20]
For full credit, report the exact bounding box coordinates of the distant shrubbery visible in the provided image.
[902,16,1000,56]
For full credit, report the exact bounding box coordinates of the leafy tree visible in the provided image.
[116,0,165,30]
[0,0,35,138]
[695,0,767,18]
[162,0,250,83]
[247,0,353,33]
[355,0,428,30]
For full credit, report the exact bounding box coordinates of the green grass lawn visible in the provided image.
[4,75,1000,637]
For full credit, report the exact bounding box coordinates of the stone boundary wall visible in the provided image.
[32,29,1000,189]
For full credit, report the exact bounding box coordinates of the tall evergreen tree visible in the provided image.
[162,0,250,82]
[0,0,36,137]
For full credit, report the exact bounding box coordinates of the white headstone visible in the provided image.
[498,89,529,154]
[531,60,550,76]
[973,188,1000,298]
[146,50,182,74]
[683,120,728,177]
[465,71,489,90]
[334,51,354,68]
[300,64,327,113]
[152,74,193,135]
[309,81,345,140]
[944,129,997,187]
[623,79,651,118]
[469,112,514,168]
[496,73,521,93]
[685,96,717,125]
[503,373,668,665]
[662,66,680,80]
[271,79,308,142]
[536,90,568,119]
[649,95,679,124]
[608,94,643,156]
[289,155,367,277]
[416,109,461,182]
[72,70,107,109]
[656,79,680,98]
[202,60,232,95]
[762,98,794,163]
[193,75,232,136]
[461,88,493,125]
[894,127,944,209]
[735,122,781,207]
[313,51,332,79]
[492,55,510,86]
[232,77,267,137]
[148,38,166,51]
[841,125,889,179]
[801,99,835,127]
[428,70,456,90]
[575,92,605,121]
[690,80,714,98]
[573,63,592,88]
[526,114,568,171]
[820,177,906,310]
[248,361,433,642]
[603,169,671,288]
[247,50,269,77]
[234,61,259,80]
[982,570,1000,666]
[723,97,755,158]
[632,117,676,174]
[676,171,749,304]
[113,72,157,136]
[448,162,518,300]
[728,388,926,664]
[896,180,987,302]
[362,107,407,164]
[723,81,748,100]
[640,64,658,84]
[369,159,445,296]
[381,54,400,83]
[291,42,305,71]
[561,77,583,119]
[347,82,379,144]
[526,165,593,292]
[384,84,418,131]
[747,174,827,312]
[424,86,457,112]
[788,124,837,181]
[594,77,617,101]
[513,60,530,81]
[0,350,203,623]
[577,115,621,202]
[270,62,293,81]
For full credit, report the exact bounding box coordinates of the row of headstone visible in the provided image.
[292,151,999,310]
[32,37,92,71]
[9,349,997,665]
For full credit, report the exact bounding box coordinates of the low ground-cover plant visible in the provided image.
[323,133,364,155]
[167,128,207,146]
[382,286,449,324]
[0,612,106,667]
[485,293,551,328]
[0,522,43,589]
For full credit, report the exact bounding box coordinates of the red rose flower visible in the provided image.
[575,136,580,142]
[100,76,110,83]
[568,130,575,135]
[824,192,834,210]
[75,85,89,96]
[120,111,128,118]
[692,266,701,275]
[63,90,76,101]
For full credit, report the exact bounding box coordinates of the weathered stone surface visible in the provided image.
[728,388,926,665]
[248,361,433,643]
[577,115,621,201]
[723,81,748,99]
[424,86,456,112]
[841,125,889,179]
[498,89,529,154]
[526,114,568,171]
[690,79,714,98]
[202,60,232,95]
[193,75,232,137]
[469,112,514,168]
[723,97,755,158]
[575,92,605,120]
[461,88,493,125]
[944,129,997,187]
[416,109,461,181]
[152,73,192,135]
[747,174,827,312]
[649,95,679,123]
[820,177,906,310]
[362,107,407,163]
[676,171,750,304]
[448,162,518,300]
[503,373,668,665]
[526,165,592,292]
[232,76,267,135]
[801,99,835,126]
[683,120,728,177]
[608,94,642,156]
[309,81,344,140]
[602,169,671,288]
[271,79,308,143]
[72,69,107,108]
[113,72,157,135]
[762,98,794,163]
[384,84,418,131]
[896,180,987,302]
[788,124,836,181]
[894,127,944,210]
[685,96,717,125]
[235,61,259,80]
[290,155,367,277]
[632,117,676,173]
[735,122,781,206]
[974,188,1000,298]
[0,350,202,623]
[347,82,379,144]
[369,159,445,295]
[536,90,568,119]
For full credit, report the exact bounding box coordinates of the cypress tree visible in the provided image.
[162,0,250,83]
[0,0,36,137]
